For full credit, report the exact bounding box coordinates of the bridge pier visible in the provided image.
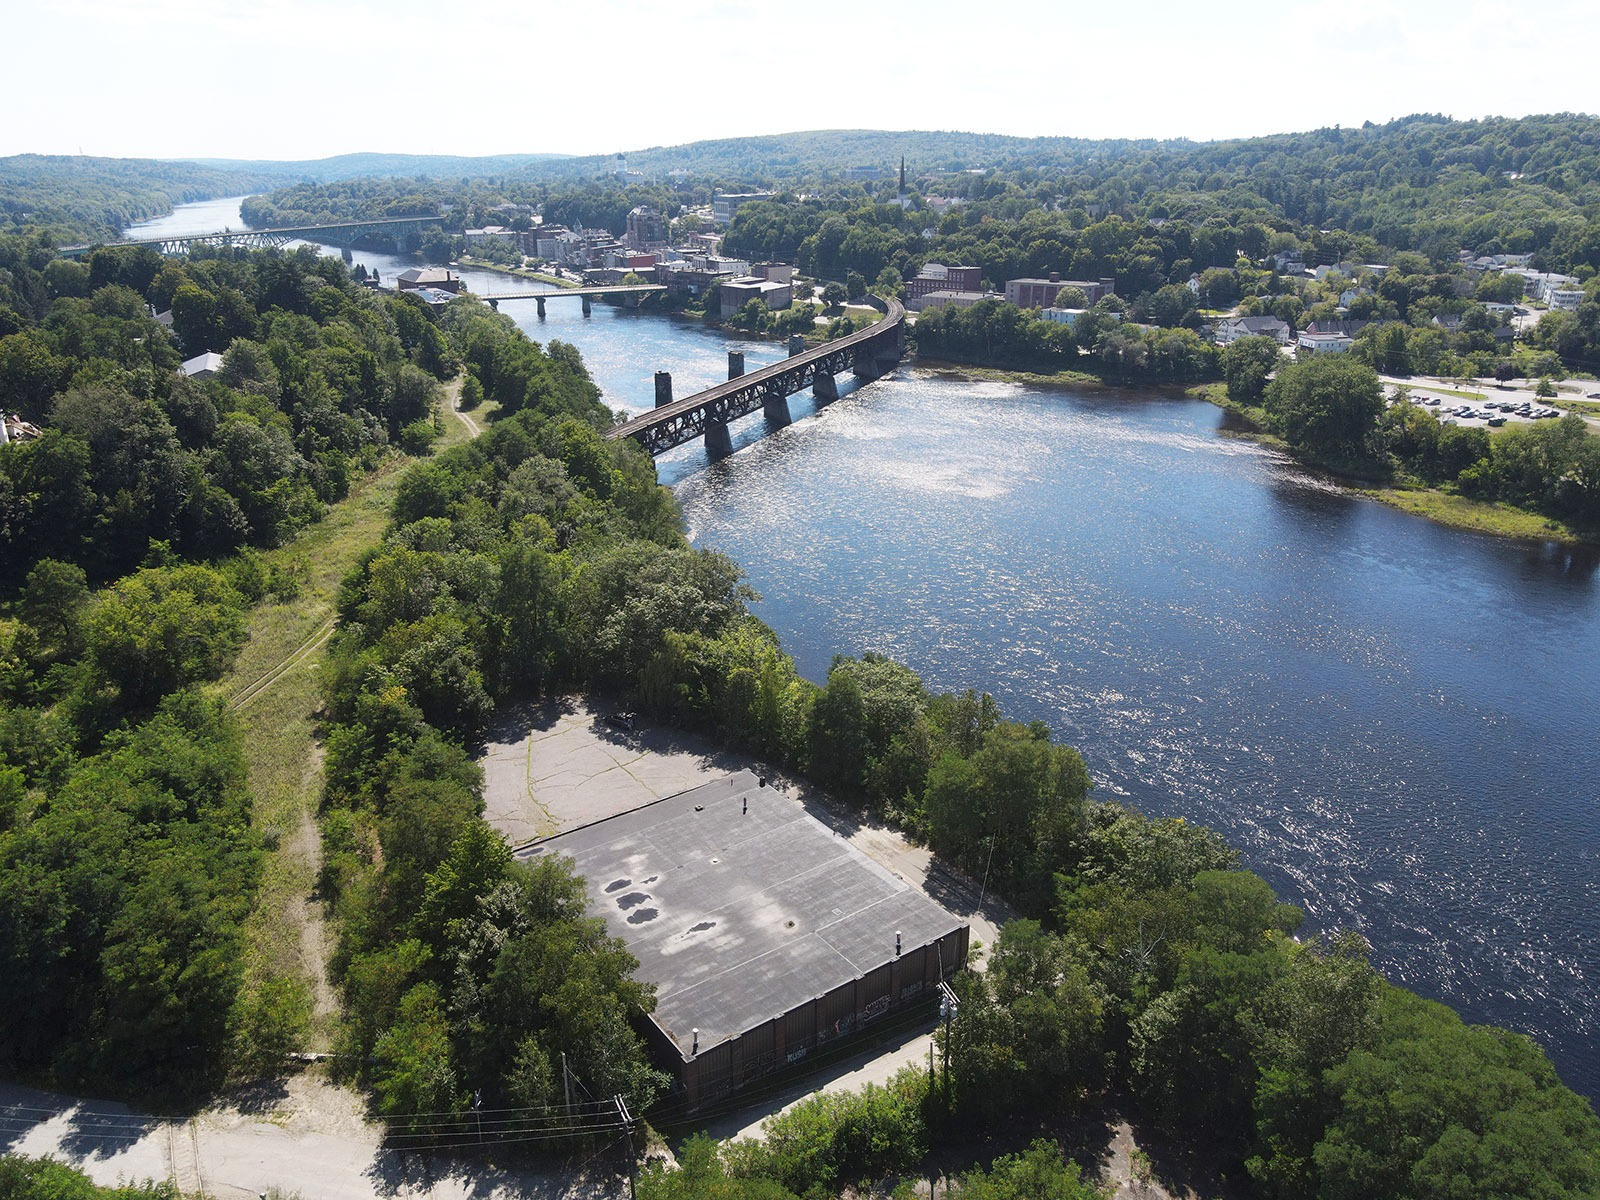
[535,296,546,319]
[813,371,839,404]
[582,295,592,316]
[762,381,791,427]
[705,417,734,457]
[728,351,745,380]
[788,334,805,356]
[655,372,673,408]
[852,351,881,382]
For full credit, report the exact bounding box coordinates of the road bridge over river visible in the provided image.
[59,215,443,258]
[606,296,905,457]
[476,284,665,316]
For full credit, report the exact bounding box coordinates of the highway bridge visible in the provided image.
[59,215,443,258]
[477,284,666,316]
[606,296,905,457]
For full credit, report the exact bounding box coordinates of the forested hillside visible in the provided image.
[0,155,274,241]
[0,240,456,1092]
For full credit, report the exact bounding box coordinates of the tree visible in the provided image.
[846,270,867,300]
[1221,336,1283,404]
[83,565,245,707]
[1263,355,1384,461]
[821,282,848,309]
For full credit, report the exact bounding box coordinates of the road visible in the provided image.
[0,1075,624,1199]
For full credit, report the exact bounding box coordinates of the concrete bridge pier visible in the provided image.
[788,334,805,355]
[705,417,734,457]
[581,295,592,316]
[852,350,882,382]
[728,350,745,379]
[762,381,792,427]
[535,296,546,319]
[813,371,839,404]
[655,372,674,408]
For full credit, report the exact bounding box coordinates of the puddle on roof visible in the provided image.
[617,892,650,909]
[605,879,632,893]
[627,908,658,924]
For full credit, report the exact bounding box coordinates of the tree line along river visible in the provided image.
[127,200,1600,1100]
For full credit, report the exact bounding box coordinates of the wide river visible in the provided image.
[132,200,1600,1099]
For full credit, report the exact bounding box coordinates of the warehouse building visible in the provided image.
[524,772,968,1112]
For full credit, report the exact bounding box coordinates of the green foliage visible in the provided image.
[1263,355,1385,462]
[0,691,258,1089]
[83,565,245,708]
[0,1155,174,1200]
[720,1067,931,1195]
[950,1140,1101,1199]
[1222,335,1284,404]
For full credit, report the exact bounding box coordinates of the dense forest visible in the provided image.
[0,242,457,1093]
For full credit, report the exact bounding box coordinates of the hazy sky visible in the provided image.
[8,0,1597,161]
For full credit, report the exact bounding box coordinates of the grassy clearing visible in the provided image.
[223,385,476,1047]
[914,359,1118,390]
[456,257,577,288]
[1359,485,1588,544]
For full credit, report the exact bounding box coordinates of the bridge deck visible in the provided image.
[477,285,666,300]
[606,296,904,446]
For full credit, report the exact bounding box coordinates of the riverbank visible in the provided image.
[1188,381,1595,546]
[454,255,576,288]
[911,356,1157,392]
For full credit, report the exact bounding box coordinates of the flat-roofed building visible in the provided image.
[712,191,776,226]
[396,267,462,294]
[525,773,968,1112]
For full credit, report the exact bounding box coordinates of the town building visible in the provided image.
[844,166,882,181]
[396,267,462,294]
[463,225,515,246]
[712,191,776,226]
[1302,319,1370,338]
[720,276,793,318]
[1040,307,1089,330]
[1005,274,1115,309]
[908,264,982,299]
[625,206,668,249]
[527,773,968,1113]
[1550,288,1585,312]
[179,351,225,379]
[1297,331,1354,355]
[908,289,993,313]
[1215,315,1291,345]
[752,263,795,284]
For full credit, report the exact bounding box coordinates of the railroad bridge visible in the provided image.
[606,296,905,457]
[59,216,442,258]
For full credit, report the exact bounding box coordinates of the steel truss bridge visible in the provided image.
[606,296,906,457]
[59,216,442,258]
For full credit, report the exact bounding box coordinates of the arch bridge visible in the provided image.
[605,296,905,457]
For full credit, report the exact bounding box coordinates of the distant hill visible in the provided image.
[185,151,573,182]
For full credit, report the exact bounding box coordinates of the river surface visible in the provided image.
[137,199,1600,1098]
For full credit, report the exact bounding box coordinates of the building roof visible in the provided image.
[179,351,224,377]
[525,772,966,1061]
[397,267,459,286]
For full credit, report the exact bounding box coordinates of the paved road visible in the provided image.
[0,1077,623,1200]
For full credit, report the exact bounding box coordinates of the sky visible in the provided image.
[7,0,1597,162]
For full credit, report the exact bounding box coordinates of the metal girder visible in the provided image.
[617,304,905,456]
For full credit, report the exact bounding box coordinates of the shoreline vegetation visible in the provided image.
[1188,380,1595,546]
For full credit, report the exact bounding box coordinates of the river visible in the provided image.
[133,199,1600,1099]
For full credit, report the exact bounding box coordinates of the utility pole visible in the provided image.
[561,1052,574,1133]
[614,1094,637,1200]
[938,981,959,1109]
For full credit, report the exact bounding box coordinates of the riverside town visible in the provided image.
[2,5,1600,1199]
